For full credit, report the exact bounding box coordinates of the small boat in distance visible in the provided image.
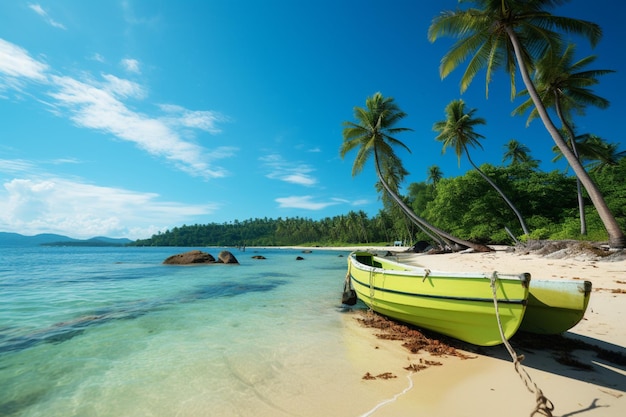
[346,252,530,346]
[520,279,592,334]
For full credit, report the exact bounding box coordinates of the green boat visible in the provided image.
[346,252,530,346]
[520,279,592,334]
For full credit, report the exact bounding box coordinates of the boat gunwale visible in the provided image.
[349,252,530,283]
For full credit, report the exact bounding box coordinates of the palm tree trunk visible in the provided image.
[554,97,587,235]
[373,152,492,252]
[506,27,625,248]
[464,145,531,236]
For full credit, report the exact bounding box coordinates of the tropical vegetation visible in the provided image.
[131,0,625,250]
[428,0,625,248]
[131,157,626,247]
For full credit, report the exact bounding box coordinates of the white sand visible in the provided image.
[333,245,626,417]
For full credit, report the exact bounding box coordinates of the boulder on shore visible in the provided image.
[217,250,239,264]
[163,250,216,265]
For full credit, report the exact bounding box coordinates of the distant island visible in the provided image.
[0,232,132,247]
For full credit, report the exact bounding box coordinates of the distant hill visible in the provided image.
[0,232,132,247]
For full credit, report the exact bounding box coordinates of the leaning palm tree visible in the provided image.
[341,92,487,251]
[434,99,530,236]
[582,137,626,174]
[512,44,614,131]
[374,157,447,247]
[554,134,625,174]
[428,0,625,248]
[513,44,614,235]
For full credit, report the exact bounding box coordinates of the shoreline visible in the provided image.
[326,244,626,416]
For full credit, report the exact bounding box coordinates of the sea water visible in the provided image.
[0,246,366,417]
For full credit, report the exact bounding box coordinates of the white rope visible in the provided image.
[490,272,554,417]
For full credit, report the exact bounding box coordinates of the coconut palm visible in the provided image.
[554,134,625,174]
[434,99,530,236]
[341,92,487,251]
[512,44,614,131]
[427,165,444,186]
[583,138,626,174]
[513,44,614,235]
[428,0,625,248]
[503,139,537,167]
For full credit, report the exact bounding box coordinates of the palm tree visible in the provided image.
[513,44,614,129]
[428,0,625,248]
[583,137,626,174]
[554,134,625,174]
[341,92,488,251]
[503,139,537,166]
[434,99,530,236]
[513,44,614,235]
[427,165,444,186]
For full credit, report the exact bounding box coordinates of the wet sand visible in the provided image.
[318,243,626,417]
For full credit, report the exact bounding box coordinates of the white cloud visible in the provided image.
[28,3,66,30]
[275,195,340,210]
[101,73,145,99]
[48,74,232,179]
[0,38,49,81]
[0,159,37,174]
[90,53,106,63]
[121,58,140,74]
[261,153,317,186]
[159,104,226,134]
[0,38,233,180]
[350,198,370,206]
[0,177,220,239]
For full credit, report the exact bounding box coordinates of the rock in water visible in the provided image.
[163,250,216,265]
[218,250,239,264]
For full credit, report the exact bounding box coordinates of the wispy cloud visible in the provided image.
[0,159,37,174]
[275,195,341,210]
[121,58,140,74]
[28,4,66,30]
[90,53,106,63]
[261,153,317,186]
[0,176,219,239]
[0,39,48,82]
[0,38,234,180]
[350,198,370,206]
[159,104,227,134]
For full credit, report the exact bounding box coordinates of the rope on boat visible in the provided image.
[369,268,375,301]
[490,272,555,417]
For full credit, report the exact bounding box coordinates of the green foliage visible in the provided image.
[130,212,407,247]
[409,164,606,243]
[133,159,625,247]
[591,158,626,229]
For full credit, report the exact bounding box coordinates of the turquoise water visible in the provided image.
[0,246,363,417]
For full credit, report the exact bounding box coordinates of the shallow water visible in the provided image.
[0,246,363,417]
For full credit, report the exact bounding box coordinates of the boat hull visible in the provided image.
[348,252,530,346]
[520,279,592,334]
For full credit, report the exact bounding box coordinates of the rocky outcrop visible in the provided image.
[217,250,239,264]
[163,250,217,265]
[163,250,240,265]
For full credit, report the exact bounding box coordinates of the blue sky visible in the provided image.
[1,1,624,240]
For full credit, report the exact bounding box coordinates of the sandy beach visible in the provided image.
[324,243,626,417]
